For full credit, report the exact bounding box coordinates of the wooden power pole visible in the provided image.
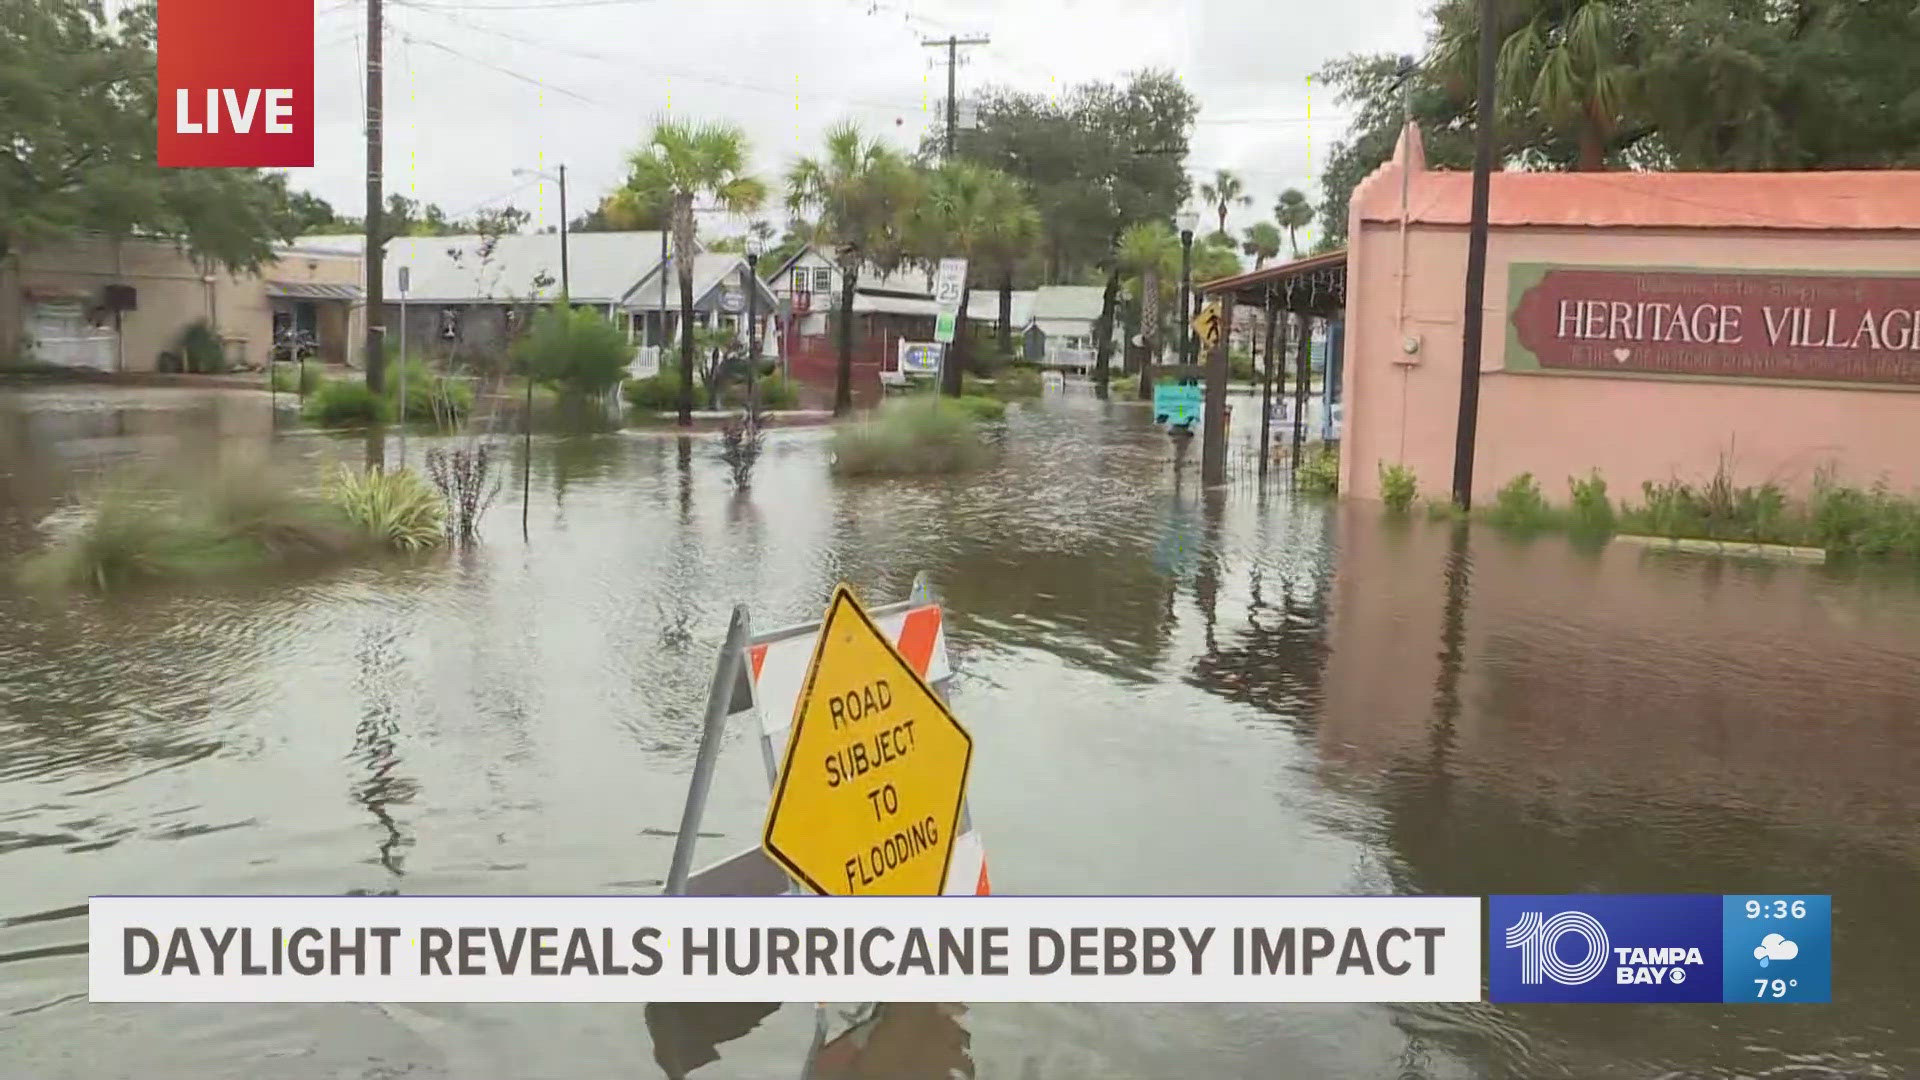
[364,0,386,394]
[922,35,990,158]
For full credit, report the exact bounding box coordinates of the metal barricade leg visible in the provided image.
[663,605,753,897]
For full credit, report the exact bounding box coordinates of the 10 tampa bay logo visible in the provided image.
[1488,896,1724,1003]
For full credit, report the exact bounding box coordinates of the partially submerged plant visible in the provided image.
[425,441,502,541]
[718,410,765,489]
[328,465,446,551]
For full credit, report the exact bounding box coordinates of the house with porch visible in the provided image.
[624,251,780,375]
[2,234,363,373]
[1022,286,1120,372]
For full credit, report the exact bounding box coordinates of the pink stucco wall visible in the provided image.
[1341,164,1920,504]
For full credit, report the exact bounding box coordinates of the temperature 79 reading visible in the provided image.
[1746,899,1807,919]
[1755,978,1799,999]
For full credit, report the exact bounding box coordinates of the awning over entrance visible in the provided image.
[1198,248,1346,315]
[265,281,362,301]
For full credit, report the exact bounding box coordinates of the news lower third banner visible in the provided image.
[1489,895,1832,1004]
[89,896,1482,1003]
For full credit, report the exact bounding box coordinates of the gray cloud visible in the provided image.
[286,0,1424,250]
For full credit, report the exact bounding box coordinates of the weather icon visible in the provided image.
[1754,933,1800,968]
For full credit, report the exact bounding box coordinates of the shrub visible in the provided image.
[302,378,391,426]
[327,465,446,551]
[1482,473,1555,533]
[722,373,800,411]
[1809,473,1920,558]
[1566,470,1615,535]
[623,367,683,413]
[1379,463,1417,512]
[270,362,325,395]
[177,320,226,374]
[830,397,989,477]
[1425,497,1467,522]
[1109,374,1139,398]
[513,305,634,395]
[950,394,1007,422]
[1296,444,1339,495]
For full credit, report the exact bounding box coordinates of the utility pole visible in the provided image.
[363,0,386,395]
[1452,0,1498,509]
[922,35,990,159]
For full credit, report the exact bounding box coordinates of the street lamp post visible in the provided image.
[512,163,569,542]
[1175,207,1199,369]
[745,236,762,410]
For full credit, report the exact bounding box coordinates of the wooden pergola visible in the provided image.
[1191,249,1348,484]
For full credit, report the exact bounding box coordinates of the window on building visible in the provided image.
[812,267,832,292]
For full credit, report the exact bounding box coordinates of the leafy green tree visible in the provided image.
[1199,169,1251,238]
[1273,188,1314,256]
[786,122,920,414]
[513,306,632,395]
[572,190,667,232]
[1240,222,1282,269]
[618,119,766,424]
[0,0,302,355]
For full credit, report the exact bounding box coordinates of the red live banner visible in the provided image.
[158,0,314,167]
[1507,264,1920,388]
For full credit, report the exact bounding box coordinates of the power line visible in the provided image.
[395,1,932,114]
[398,30,611,106]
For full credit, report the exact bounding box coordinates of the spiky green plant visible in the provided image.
[327,465,446,551]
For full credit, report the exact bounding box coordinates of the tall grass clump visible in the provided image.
[950,394,1008,422]
[389,357,474,426]
[830,397,989,477]
[302,378,391,425]
[1565,470,1615,536]
[15,465,445,595]
[1379,463,1417,512]
[328,465,445,551]
[1296,444,1339,495]
[1109,374,1139,398]
[1808,471,1920,558]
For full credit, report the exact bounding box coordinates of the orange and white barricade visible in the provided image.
[666,573,990,898]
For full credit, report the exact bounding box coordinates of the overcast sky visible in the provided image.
[285,0,1425,250]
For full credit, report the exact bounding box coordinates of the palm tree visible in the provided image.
[620,119,767,425]
[1117,221,1180,401]
[786,122,920,415]
[1274,188,1314,257]
[1198,169,1251,238]
[1241,222,1282,269]
[1431,0,1635,171]
[912,162,1030,397]
[974,184,1041,365]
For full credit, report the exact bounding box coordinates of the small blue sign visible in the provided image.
[1489,894,1833,1003]
[1153,383,1202,427]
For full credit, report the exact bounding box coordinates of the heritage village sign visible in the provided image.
[1508,265,1920,388]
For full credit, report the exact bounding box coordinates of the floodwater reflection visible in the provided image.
[0,386,1917,1078]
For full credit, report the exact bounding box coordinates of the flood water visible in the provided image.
[2,385,1918,1079]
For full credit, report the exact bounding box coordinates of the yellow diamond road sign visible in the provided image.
[762,585,974,896]
[1191,301,1223,350]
